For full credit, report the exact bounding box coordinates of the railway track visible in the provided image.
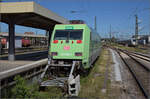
[120,49,150,63]
[114,48,150,99]
[1,46,48,55]
[0,50,48,61]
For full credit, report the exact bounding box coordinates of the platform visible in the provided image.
[0,50,48,72]
[0,60,33,72]
[0,58,48,80]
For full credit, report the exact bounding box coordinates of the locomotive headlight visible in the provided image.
[51,52,58,56]
[76,40,82,44]
[75,52,82,56]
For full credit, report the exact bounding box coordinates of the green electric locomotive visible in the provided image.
[40,24,101,96]
[49,24,101,69]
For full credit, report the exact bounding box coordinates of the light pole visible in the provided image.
[94,16,97,31]
[135,14,138,46]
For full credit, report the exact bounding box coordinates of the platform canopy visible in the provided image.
[0,1,69,61]
[0,1,69,30]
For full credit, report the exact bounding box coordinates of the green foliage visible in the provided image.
[11,75,63,98]
[11,75,37,98]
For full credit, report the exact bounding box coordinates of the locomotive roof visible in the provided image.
[55,24,100,38]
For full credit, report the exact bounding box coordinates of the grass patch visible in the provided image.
[79,48,112,98]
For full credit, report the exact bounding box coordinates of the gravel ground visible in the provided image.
[110,49,145,99]
[120,52,149,95]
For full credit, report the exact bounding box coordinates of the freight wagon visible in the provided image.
[40,24,101,96]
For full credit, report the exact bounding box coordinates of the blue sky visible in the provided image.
[1,0,150,39]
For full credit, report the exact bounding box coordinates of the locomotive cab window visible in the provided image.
[69,30,83,40]
[54,30,68,40]
[54,30,83,40]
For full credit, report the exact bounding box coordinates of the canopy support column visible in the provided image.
[8,21,15,61]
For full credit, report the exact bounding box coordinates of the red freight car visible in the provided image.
[22,38,30,47]
[1,38,7,45]
[1,38,7,48]
[1,37,31,48]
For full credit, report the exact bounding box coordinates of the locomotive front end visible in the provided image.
[50,25,85,61]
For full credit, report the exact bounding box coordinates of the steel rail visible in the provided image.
[123,52,150,72]
[117,49,150,72]
[122,50,150,63]
[129,53,150,63]
[132,51,150,59]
